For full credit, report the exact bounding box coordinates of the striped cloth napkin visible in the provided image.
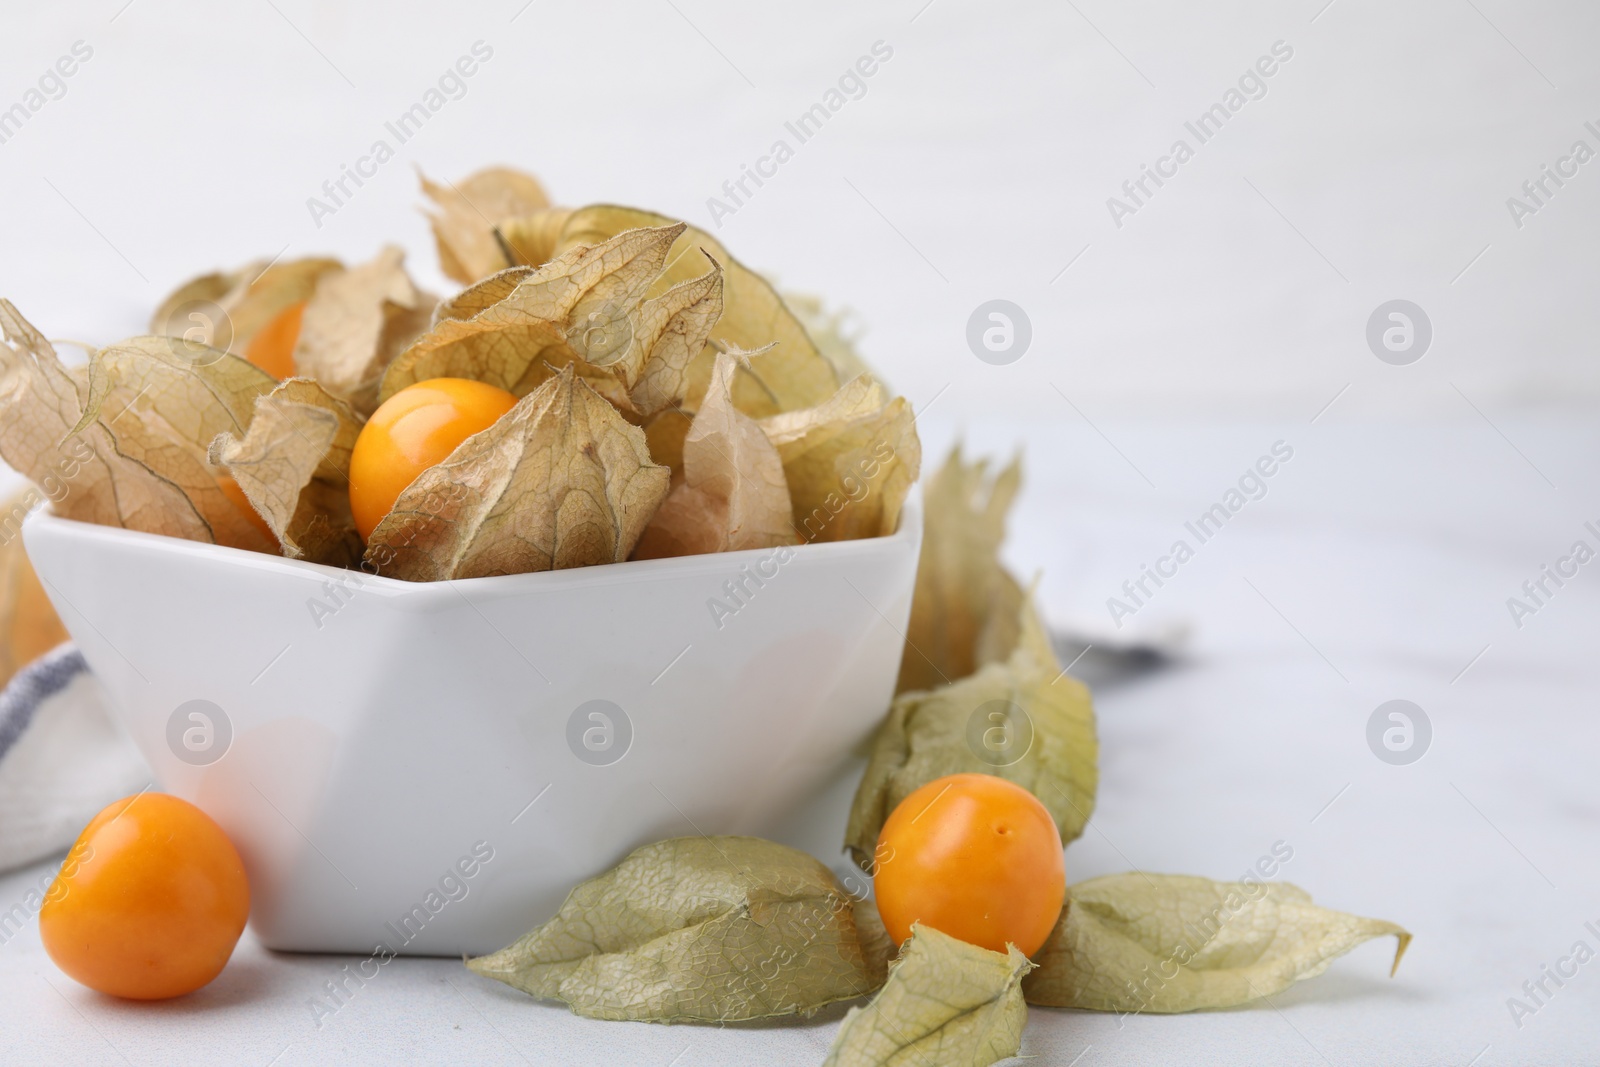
[0,643,148,873]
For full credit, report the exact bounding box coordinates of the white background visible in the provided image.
[3,2,1599,1065]
[3,0,1598,419]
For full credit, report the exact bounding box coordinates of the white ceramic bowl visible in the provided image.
[23,497,920,955]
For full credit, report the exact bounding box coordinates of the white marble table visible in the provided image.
[4,417,1596,1066]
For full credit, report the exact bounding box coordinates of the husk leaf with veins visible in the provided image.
[823,925,1032,1067]
[209,379,365,567]
[71,336,278,553]
[0,302,249,547]
[633,349,797,559]
[292,245,433,415]
[73,336,274,441]
[466,836,883,1023]
[552,205,841,417]
[897,447,1024,694]
[432,265,533,324]
[846,596,1097,869]
[617,256,724,416]
[1024,874,1412,1012]
[379,223,700,413]
[150,256,343,354]
[421,166,551,285]
[760,376,920,544]
[364,364,669,581]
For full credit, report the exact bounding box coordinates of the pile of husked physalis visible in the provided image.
[0,166,916,581]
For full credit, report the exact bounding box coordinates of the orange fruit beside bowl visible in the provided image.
[874,772,1065,957]
[40,793,250,999]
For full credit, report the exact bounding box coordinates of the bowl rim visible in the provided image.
[24,487,923,601]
